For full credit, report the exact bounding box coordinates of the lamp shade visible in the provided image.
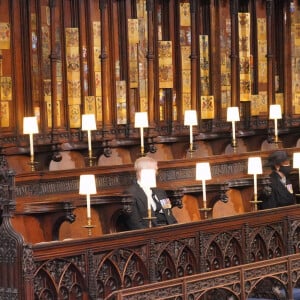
[269,104,282,119]
[184,110,198,126]
[140,169,157,188]
[196,162,212,181]
[293,152,300,168]
[79,174,97,195]
[226,106,240,122]
[23,116,39,134]
[82,114,97,131]
[247,157,262,175]
[134,112,148,128]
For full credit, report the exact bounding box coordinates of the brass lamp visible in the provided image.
[23,116,39,171]
[81,114,97,166]
[184,110,198,153]
[134,112,149,156]
[226,106,240,149]
[248,156,262,211]
[140,168,157,227]
[269,104,282,143]
[79,174,97,236]
[196,162,212,219]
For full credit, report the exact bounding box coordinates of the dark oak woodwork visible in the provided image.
[112,254,300,299]
[3,146,296,243]
[1,1,300,299]
[1,150,300,298]
[0,0,297,170]
[3,180,300,299]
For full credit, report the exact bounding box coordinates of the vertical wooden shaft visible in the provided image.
[49,0,58,132]
[266,0,275,105]
[99,0,112,127]
[230,0,239,107]
[190,0,197,109]
[146,0,155,125]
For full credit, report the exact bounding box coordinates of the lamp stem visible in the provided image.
[232,121,236,141]
[86,194,91,218]
[253,173,258,211]
[202,179,207,209]
[87,217,92,236]
[190,125,193,151]
[140,127,144,155]
[274,118,278,142]
[29,133,34,162]
[87,130,92,157]
[253,173,257,196]
[147,208,152,228]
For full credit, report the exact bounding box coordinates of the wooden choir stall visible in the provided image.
[1,0,300,299]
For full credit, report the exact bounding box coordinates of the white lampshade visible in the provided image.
[247,157,262,175]
[196,162,212,181]
[23,116,39,134]
[293,152,300,168]
[134,112,149,128]
[269,104,282,119]
[140,169,157,188]
[184,110,198,126]
[226,107,240,122]
[82,114,96,131]
[79,174,97,195]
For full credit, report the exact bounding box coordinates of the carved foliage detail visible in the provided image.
[23,245,36,278]
[186,271,241,298]
[0,230,17,263]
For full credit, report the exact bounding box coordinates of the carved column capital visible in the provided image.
[266,0,274,17]
[48,0,56,8]
[190,0,197,13]
[146,0,154,12]
[230,0,238,16]
[99,0,107,10]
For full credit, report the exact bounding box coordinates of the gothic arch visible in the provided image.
[249,233,268,262]
[34,259,87,300]
[247,276,288,299]
[176,245,197,277]
[198,287,239,300]
[96,248,148,298]
[156,249,176,281]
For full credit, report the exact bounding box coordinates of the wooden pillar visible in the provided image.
[282,0,292,115]
[49,0,59,134]
[99,0,112,129]
[230,0,239,107]
[146,0,155,125]
[15,0,27,129]
[266,0,275,105]
[209,1,221,118]
[0,171,27,299]
[190,0,197,110]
